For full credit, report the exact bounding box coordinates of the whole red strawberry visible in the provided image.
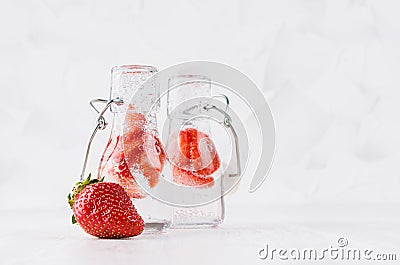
[68,174,144,239]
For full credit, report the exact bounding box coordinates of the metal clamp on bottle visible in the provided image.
[79,98,123,180]
[203,100,241,178]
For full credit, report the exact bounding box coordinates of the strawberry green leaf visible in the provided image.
[68,173,103,210]
[72,215,77,224]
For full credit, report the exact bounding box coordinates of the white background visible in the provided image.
[1,0,400,264]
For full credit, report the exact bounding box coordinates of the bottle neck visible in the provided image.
[110,110,159,137]
[110,65,158,113]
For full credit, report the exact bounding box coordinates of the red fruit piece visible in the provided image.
[124,110,166,188]
[195,154,221,176]
[172,166,214,188]
[124,112,147,167]
[140,133,166,187]
[100,106,166,197]
[175,127,221,176]
[109,146,146,199]
[68,175,144,239]
[100,135,145,199]
[179,128,207,160]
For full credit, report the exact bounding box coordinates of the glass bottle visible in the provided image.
[99,65,170,233]
[165,75,225,228]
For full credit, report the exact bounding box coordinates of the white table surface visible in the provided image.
[1,203,399,265]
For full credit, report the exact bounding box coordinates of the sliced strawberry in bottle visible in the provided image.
[102,137,146,199]
[179,128,206,160]
[108,155,146,199]
[172,166,214,188]
[195,153,221,176]
[123,108,165,188]
[124,128,145,168]
[176,127,221,176]
[140,133,166,188]
[99,104,166,198]
[168,127,221,188]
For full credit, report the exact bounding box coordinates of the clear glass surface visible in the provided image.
[166,75,225,228]
[99,65,170,233]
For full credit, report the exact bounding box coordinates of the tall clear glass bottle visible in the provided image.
[99,65,170,233]
[166,75,225,228]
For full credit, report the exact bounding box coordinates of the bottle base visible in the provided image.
[142,220,170,234]
[169,205,224,229]
[169,221,222,229]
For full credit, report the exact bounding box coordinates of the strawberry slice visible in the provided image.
[100,136,145,199]
[175,127,221,176]
[167,127,221,187]
[195,153,221,176]
[99,104,165,197]
[172,166,214,187]
[123,109,166,188]
[108,147,146,199]
[179,128,207,160]
[140,133,166,187]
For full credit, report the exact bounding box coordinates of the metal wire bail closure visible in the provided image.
[79,98,123,180]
